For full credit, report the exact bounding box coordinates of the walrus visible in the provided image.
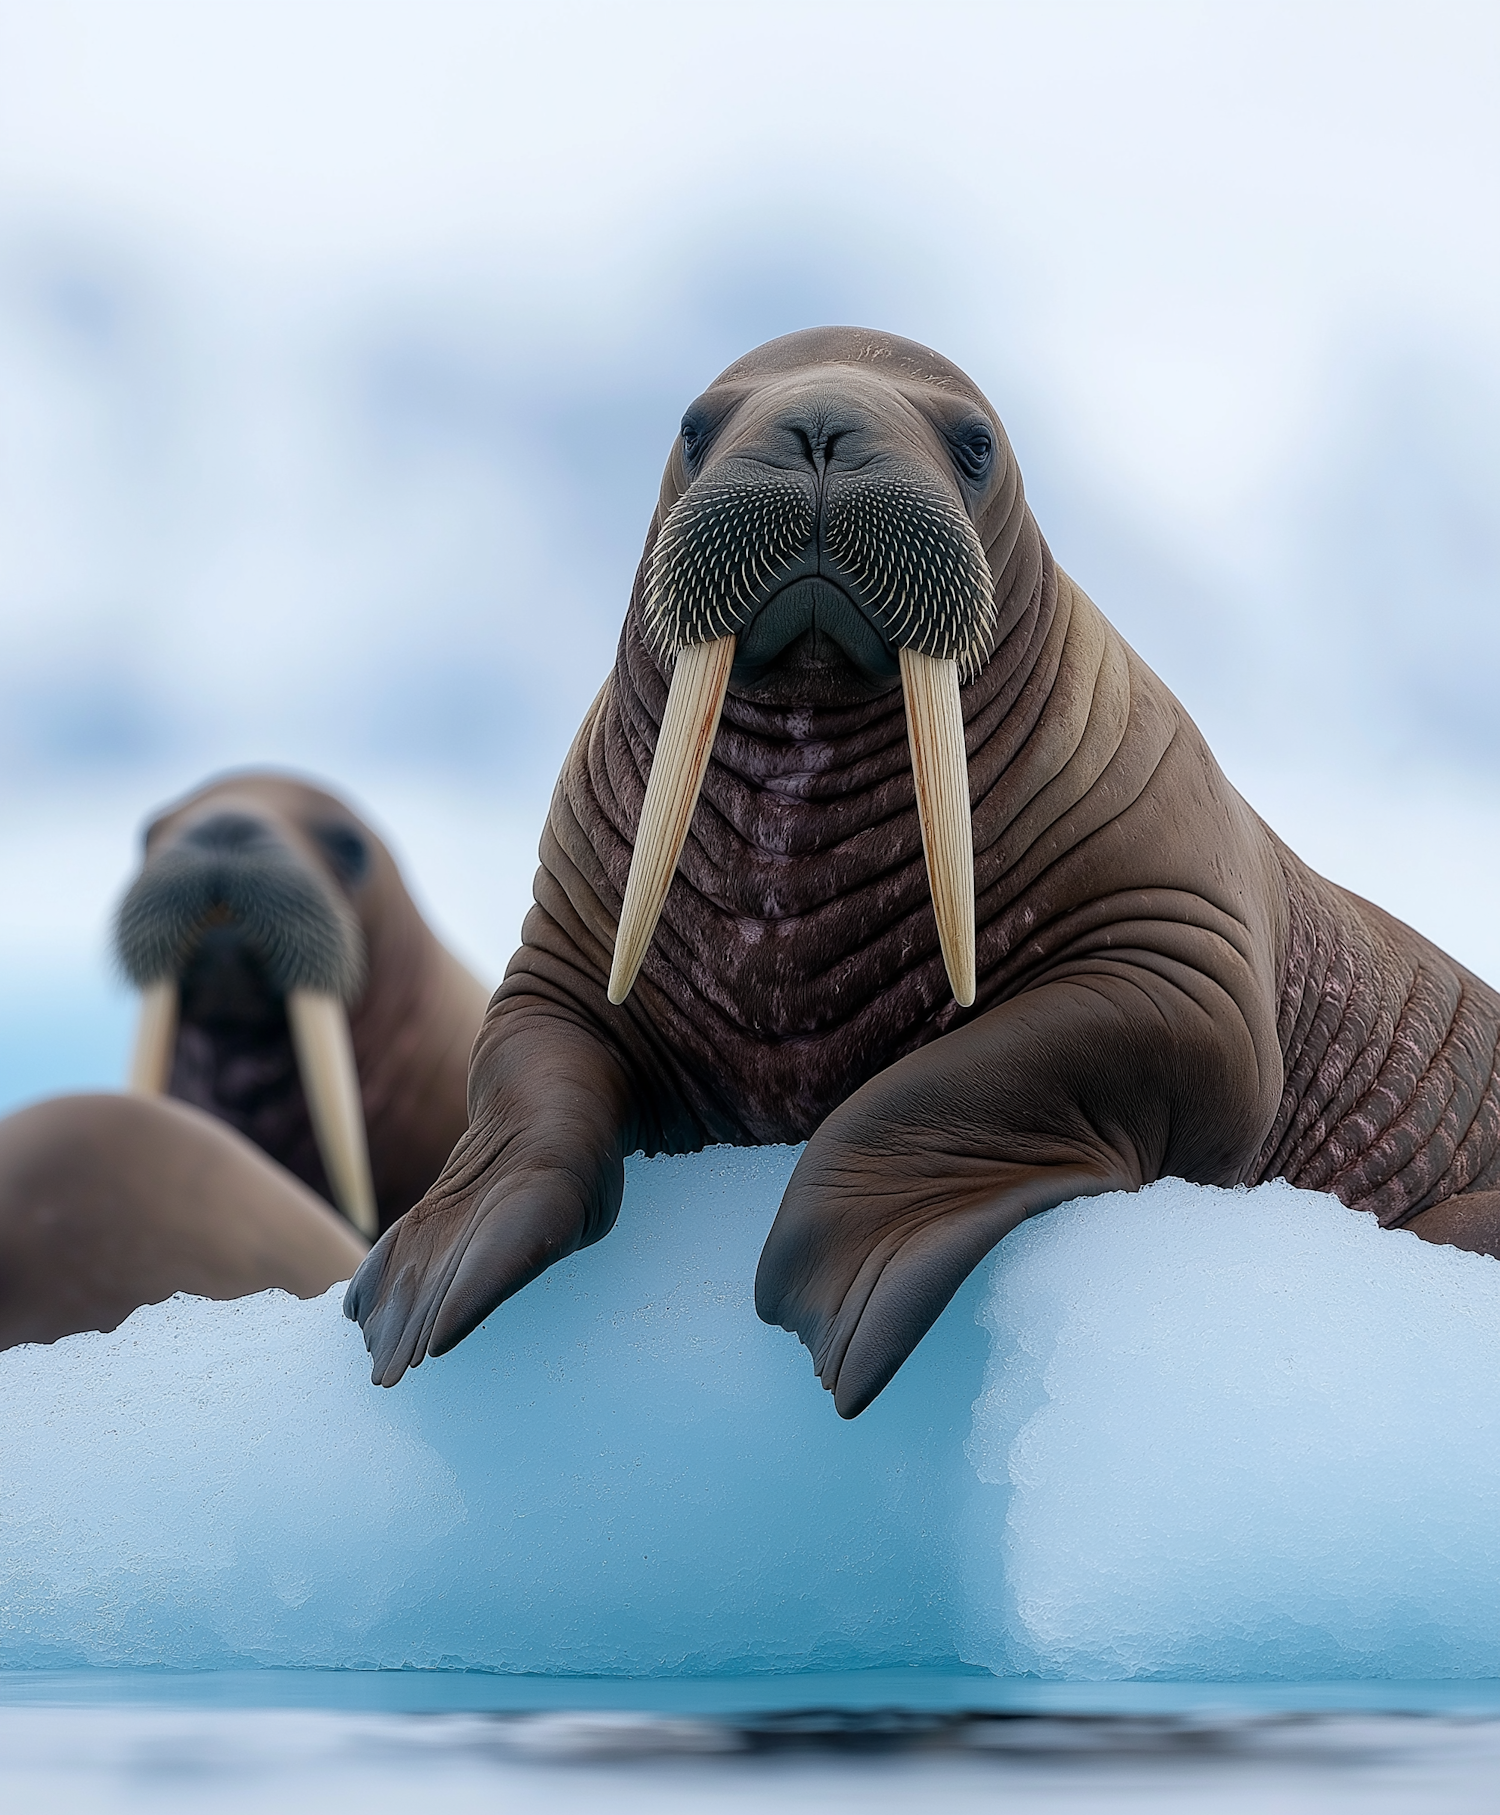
[115,773,491,1238]
[0,1093,366,1349]
[346,326,1500,1416]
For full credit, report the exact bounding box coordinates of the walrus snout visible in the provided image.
[647,373,998,672]
[117,824,365,1003]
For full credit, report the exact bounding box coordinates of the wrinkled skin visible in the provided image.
[0,1093,366,1349]
[129,773,491,1232]
[348,327,1500,1415]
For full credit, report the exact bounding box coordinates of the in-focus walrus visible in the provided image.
[0,1093,366,1349]
[116,773,491,1237]
[347,327,1500,1415]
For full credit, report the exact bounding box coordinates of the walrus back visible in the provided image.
[0,1094,367,1349]
[1252,840,1500,1222]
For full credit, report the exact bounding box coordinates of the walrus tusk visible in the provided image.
[127,979,179,1095]
[900,647,976,1007]
[286,987,379,1239]
[609,635,736,1005]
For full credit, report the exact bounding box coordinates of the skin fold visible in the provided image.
[0,1093,367,1349]
[120,773,492,1234]
[347,327,1500,1415]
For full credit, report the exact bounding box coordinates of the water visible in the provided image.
[7,1674,1500,1813]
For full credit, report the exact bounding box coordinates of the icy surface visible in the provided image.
[0,1148,989,1673]
[6,1155,1500,1678]
[965,1178,1500,1679]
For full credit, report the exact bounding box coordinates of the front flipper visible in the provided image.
[756,969,1265,1416]
[1401,1190,1500,1263]
[345,1018,635,1386]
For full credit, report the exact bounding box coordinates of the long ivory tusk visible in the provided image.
[127,979,179,1095]
[286,987,378,1240]
[900,647,976,1008]
[608,635,736,1005]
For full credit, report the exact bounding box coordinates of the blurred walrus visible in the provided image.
[0,1093,366,1350]
[116,773,491,1237]
[347,327,1500,1416]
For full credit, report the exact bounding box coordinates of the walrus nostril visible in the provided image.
[790,424,851,475]
[183,813,271,854]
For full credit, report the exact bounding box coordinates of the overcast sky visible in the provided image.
[2,1,1499,1096]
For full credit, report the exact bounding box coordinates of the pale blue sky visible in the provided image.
[1,0,1498,1099]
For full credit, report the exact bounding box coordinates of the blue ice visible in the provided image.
[965,1178,1500,1679]
[4,1152,1500,1679]
[0,1148,989,1673]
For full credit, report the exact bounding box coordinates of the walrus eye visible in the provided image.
[953,428,994,481]
[314,826,369,885]
[680,417,703,465]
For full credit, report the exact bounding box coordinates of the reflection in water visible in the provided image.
[5,1705,1500,1814]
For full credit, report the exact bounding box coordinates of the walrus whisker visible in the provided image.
[823,474,997,678]
[126,979,179,1095]
[608,635,737,1005]
[643,476,814,655]
[286,988,378,1239]
[900,647,976,1007]
[115,848,365,1001]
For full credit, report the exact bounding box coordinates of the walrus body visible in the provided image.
[117,774,491,1235]
[348,328,1500,1415]
[0,1093,366,1350]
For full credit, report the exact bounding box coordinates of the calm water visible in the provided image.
[6,1672,1500,1813]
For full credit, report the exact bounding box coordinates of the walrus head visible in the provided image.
[609,328,1030,1012]
[114,774,380,1237]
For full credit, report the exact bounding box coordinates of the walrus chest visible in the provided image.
[170,1020,331,1199]
[579,628,1159,1143]
[636,775,962,1141]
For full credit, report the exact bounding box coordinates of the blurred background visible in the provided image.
[1,0,1497,1113]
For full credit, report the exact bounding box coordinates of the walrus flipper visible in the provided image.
[756,968,1268,1417]
[345,1019,635,1386]
[1401,1192,1500,1263]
